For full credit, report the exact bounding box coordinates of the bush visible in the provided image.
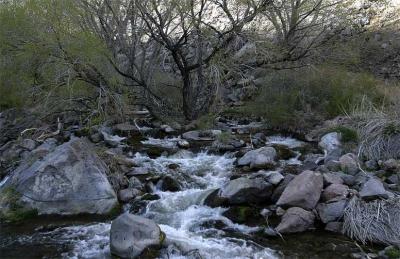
[225,66,383,131]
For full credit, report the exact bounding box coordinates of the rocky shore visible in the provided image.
[0,110,399,258]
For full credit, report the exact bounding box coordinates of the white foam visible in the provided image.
[56,223,111,259]
[0,175,9,187]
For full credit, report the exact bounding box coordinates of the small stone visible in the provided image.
[339,153,359,175]
[177,140,190,148]
[20,139,36,151]
[322,184,349,202]
[382,159,399,172]
[276,207,315,234]
[323,173,344,186]
[276,207,286,216]
[118,188,141,203]
[359,178,388,200]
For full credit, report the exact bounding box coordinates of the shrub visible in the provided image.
[224,66,383,131]
[329,126,358,143]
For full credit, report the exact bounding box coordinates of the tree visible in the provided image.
[79,0,271,121]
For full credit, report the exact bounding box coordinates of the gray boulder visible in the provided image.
[277,171,323,210]
[237,147,277,169]
[218,177,273,204]
[317,200,347,223]
[110,213,164,258]
[276,207,315,234]
[0,137,118,215]
[359,178,388,200]
[339,153,359,175]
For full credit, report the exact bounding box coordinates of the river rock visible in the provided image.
[19,139,37,151]
[218,177,273,204]
[359,178,388,200]
[182,130,221,141]
[322,184,349,202]
[114,123,139,136]
[237,147,277,169]
[319,132,341,153]
[118,188,142,203]
[157,175,181,192]
[271,174,295,202]
[323,172,344,186]
[102,131,126,147]
[177,140,190,148]
[339,153,359,175]
[382,159,399,172]
[110,213,164,258]
[317,200,347,223]
[161,124,175,134]
[0,137,118,215]
[128,177,144,190]
[275,207,315,234]
[277,171,323,210]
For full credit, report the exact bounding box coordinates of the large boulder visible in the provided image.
[237,147,277,169]
[0,137,118,215]
[277,171,323,210]
[218,177,273,205]
[275,207,315,234]
[359,178,388,200]
[110,213,164,258]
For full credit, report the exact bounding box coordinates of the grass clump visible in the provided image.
[350,98,400,160]
[385,246,400,259]
[216,132,232,144]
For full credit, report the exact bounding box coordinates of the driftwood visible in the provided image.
[20,118,63,142]
[343,197,400,247]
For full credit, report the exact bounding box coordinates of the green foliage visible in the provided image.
[385,246,400,259]
[0,0,119,116]
[196,113,216,129]
[329,126,358,143]
[225,66,383,130]
[216,132,232,144]
[0,187,38,223]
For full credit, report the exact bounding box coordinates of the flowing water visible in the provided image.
[0,136,362,258]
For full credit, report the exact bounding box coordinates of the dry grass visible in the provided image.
[343,197,400,247]
[349,96,400,161]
